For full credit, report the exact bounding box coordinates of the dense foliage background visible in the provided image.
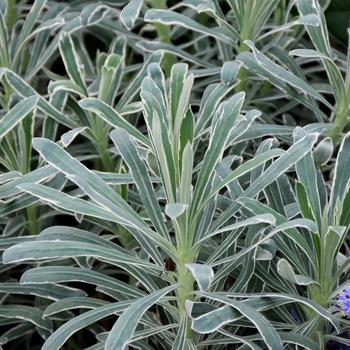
[1,0,350,349]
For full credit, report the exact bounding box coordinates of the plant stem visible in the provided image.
[95,141,134,246]
[26,205,39,235]
[176,247,195,343]
[89,113,135,247]
[6,0,18,32]
[2,80,12,106]
[236,42,249,92]
[96,140,115,173]
[90,113,115,173]
[3,73,39,236]
[148,0,175,76]
[329,107,349,142]
[308,285,328,346]
[307,234,335,347]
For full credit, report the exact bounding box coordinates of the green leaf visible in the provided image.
[0,13,9,66]
[181,0,216,14]
[17,182,121,222]
[3,240,160,275]
[5,70,77,128]
[195,149,284,221]
[220,61,241,86]
[59,32,88,96]
[329,132,350,219]
[190,305,239,333]
[12,17,65,70]
[313,137,333,166]
[29,138,172,259]
[137,40,213,68]
[165,203,187,219]
[237,41,333,112]
[186,263,214,292]
[0,171,21,184]
[99,53,124,104]
[120,0,143,30]
[229,0,280,40]
[297,0,347,108]
[43,297,108,318]
[79,98,150,147]
[144,10,235,45]
[13,0,46,56]
[0,305,52,331]
[277,259,315,286]
[110,128,168,238]
[25,4,109,80]
[195,83,235,138]
[295,148,322,230]
[147,110,177,203]
[41,301,132,350]
[237,197,316,264]
[297,0,331,55]
[197,293,283,349]
[0,282,85,300]
[141,76,167,127]
[169,63,193,139]
[0,96,38,138]
[116,51,162,109]
[323,226,347,271]
[60,127,87,147]
[200,214,276,245]
[0,324,34,347]
[279,333,321,350]
[340,187,350,226]
[79,4,110,26]
[48,79,86,97]
[212,218,317,267]
[212,131,319,231]
[179,108,194,172]
[105,285,176,350]
[171,316,187,350]
[21,266,144,299]
[179,142,193,205]
[295,181,315,221]
[190,92,245,218]
[224,292,339,331]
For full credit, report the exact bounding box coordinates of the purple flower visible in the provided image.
[290,306,300,324]
[338,288,350,317]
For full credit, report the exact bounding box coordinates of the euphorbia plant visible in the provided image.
[144,0,350,144]
[1,62,335,349]
[237,131,350,348]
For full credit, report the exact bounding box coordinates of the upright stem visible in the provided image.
[307,235,334,347]
[89,111,135,247]
[2,63,40,234]
[236,39,250,92]
[6,0,18,32]
[308,285,328,346]
[173,216,196,344]
[329,49,350,142]
[24,152,39,234]
[176,247,195,342]
[26,205,39,235]
[96,140,115,173]
[329,107,349,142]
[177,252,194,316]
[90,113,115,173]
[2,80,12,106]
[148,0,175,76]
